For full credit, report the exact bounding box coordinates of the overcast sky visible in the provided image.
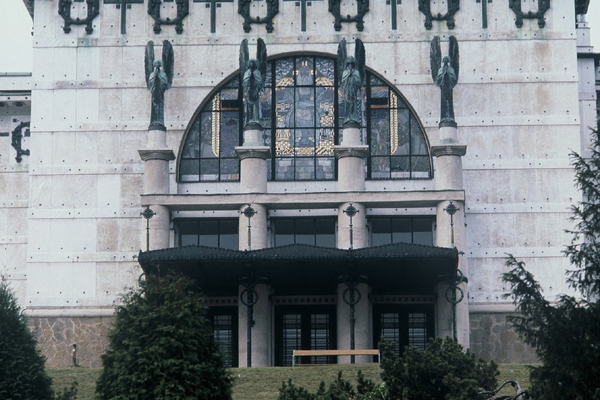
[1,1,599,73]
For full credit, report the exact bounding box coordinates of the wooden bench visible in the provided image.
[292,349,380,367]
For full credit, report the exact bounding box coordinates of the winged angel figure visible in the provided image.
[337,39,366,126]
[239,38,267,129]
[145,40,174,130]
[431,36,459,126]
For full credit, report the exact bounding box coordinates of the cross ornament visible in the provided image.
[193,0,234,33]
[476,0,492,29]
[283,0,323,32]
[382,0,400,30]
[104,0,144,34]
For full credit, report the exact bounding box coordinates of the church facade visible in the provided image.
[0,0,597,367]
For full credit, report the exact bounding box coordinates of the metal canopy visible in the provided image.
[137,243,459,296]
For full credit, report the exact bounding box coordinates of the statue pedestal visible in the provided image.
[138,127,175,251]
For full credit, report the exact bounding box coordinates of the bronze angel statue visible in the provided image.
[145,40,174,130]
[337,38,366,126]
[430,35,459,126]
[239,38,267,129]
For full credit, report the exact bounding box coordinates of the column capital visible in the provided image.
[334,145,369,160]
[138,149,176,162]
[235,146,271,160]
[431,145,467,157]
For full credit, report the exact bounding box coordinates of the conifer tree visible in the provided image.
[503,129,600,400]
[96,274,233,400]
[0,278,54,400]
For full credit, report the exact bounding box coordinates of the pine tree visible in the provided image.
[503,129,600,400]
[0,278,54,400]
[96,274,233,400]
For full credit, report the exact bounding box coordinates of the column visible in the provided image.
[431,124,469,347]
[235,127,271,367]
[336,280,371,364]
[335,126,371,360]
[238,280,271,367]
[138,127,175,250]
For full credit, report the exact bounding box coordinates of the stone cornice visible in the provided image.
[334,145,369,159]
[235,146,271,160]
[138,149,176,162]
[431,145,467,157]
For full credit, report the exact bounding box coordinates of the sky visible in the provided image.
[1,1,600,73]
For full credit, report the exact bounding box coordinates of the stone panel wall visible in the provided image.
[470,312,538,364]
[28,316,115,367]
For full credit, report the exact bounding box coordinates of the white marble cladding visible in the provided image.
[13,0,585,314]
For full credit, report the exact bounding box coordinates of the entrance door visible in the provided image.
[208,307,239,367]
[275,305,336,366]
[373,304,434,358]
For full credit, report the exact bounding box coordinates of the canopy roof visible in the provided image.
[138,243,459,296]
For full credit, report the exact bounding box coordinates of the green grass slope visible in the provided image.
[48,363,533,400]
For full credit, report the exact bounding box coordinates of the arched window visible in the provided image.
[178,55,431,182]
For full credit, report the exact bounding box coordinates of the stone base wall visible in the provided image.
[28,316,115,368]
[469,312,538,363]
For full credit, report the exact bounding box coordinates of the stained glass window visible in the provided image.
[179,55,431,182]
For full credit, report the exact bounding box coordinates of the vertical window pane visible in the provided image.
[371,219,392,246]
[295,157,315,180]
[408,313,428,350]
[182,120,200,158]
[381,313,401,358]
[199,220,219,247]
[220,220,239,250]
[213,315,234,367]
[180,159,199,182]
[200,159,219,181]
[412,218,433,246]
[410,117,428,155]
[311,314,330,364]
[316,219,336,248]
[275,220,295,246]
[283,314,302,367]
[391,218,412,244]
[296,57,314,86]
[315,57,335,84]
[295,219,315,245]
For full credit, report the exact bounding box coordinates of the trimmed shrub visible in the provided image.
[96,274,233,400]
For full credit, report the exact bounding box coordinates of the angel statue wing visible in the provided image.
[337,38,347,83]
[354,38,366,84]
[430,36,441,83]
[145,41,155,89]
[239,39,249,83]
[161,40,174,89]
[448,35,459,81]
[256,38,267,86]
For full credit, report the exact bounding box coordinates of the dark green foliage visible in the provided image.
[278,379,316,400]
[502,129,600,400]
[379,337,498,400]
[96,274,233,400]
[278,371,386,400]
[0,278,55,400]
[503,256,600,400]
[55,382,79,400]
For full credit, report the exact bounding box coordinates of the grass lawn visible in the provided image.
[48,363,534,400]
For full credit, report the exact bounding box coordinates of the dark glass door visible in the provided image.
[275,305,336,366]
[373,304,434,358]
[208,307,238,367]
